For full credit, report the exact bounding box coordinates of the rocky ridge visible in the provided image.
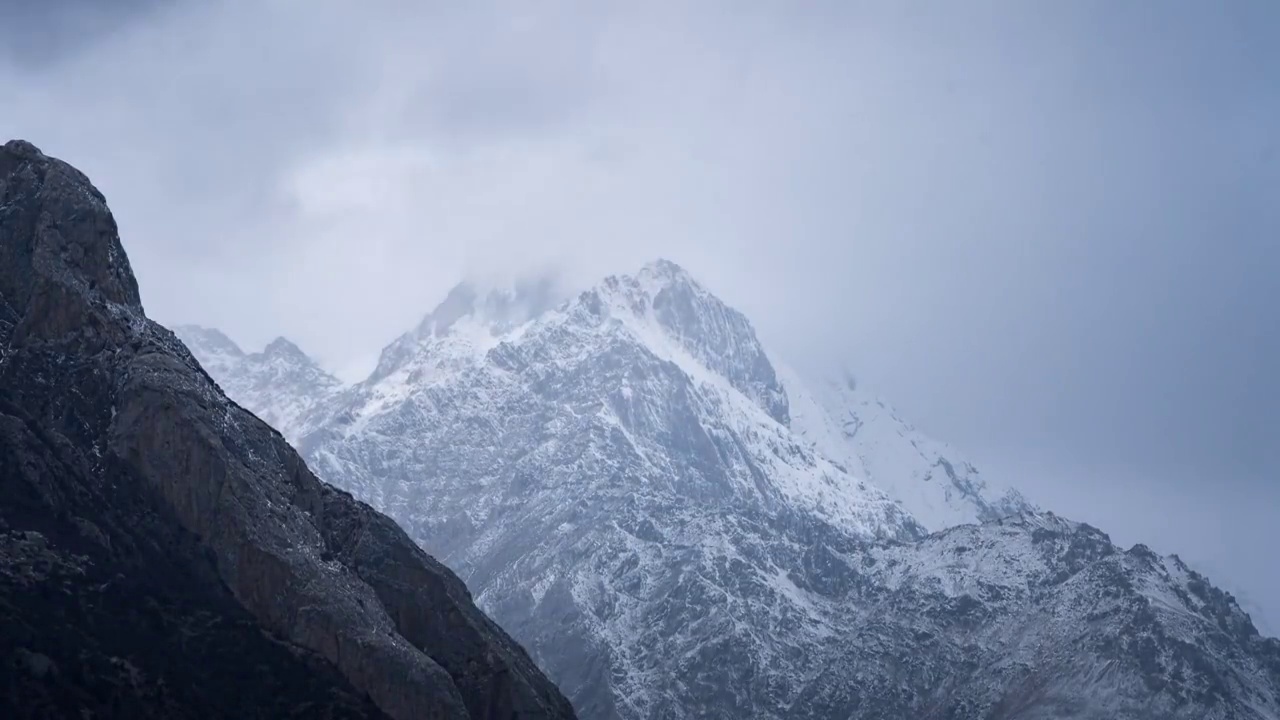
[0,140,577,720]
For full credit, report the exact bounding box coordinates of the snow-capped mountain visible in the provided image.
[174,325,342,444]
[184,260,1280,719]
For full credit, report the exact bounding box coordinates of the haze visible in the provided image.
[2,0,1276,633]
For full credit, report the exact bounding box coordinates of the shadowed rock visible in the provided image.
[0,139,578,720]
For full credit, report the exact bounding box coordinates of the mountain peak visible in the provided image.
[176,326,342,444]
[588,259,790,425]
[638,257,694,282]
[262,335,309,361]
[174,324,245,357]
[415,275,565,339]
[1,139,46,173]
[363,275,567,385]
[415,281,480,337]
[1,138,142,347]
[607,258,702,301]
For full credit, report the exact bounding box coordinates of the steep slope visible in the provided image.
[297,262,922,718]
[258,259,1278,718]
[0,140,576,720]
[781,367,1033,530]
[175,325,343,444]
[0,393,386,720]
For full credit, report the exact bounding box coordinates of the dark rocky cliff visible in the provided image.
[0,139,578,720]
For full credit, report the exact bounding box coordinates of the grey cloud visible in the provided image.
[2,0,1276,629]
[0,0,164,67]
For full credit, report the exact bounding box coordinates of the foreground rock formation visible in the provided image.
[0,139,577,720]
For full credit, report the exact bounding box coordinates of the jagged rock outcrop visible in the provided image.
[0,139,577,720]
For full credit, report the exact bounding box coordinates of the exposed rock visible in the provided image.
[0,139,577,720]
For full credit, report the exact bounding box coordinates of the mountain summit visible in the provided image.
[190,255,1280,718]
[0,140,576,720]
[174,325,343,444]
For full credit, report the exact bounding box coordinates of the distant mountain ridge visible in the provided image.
[183,261,1280,719]
[173,325,342,444]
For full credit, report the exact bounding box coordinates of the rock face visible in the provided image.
[0,140,577,720]
[196,256,1280,718]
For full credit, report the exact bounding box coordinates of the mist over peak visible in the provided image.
[415,273,568,339]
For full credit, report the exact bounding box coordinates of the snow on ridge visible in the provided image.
[778,361,1034,532]
[430,277,922,540]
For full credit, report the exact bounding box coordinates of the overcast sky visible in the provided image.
[2,0,1277,633]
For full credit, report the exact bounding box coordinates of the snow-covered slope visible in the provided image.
[303,261,920,540]
[781,366,1033,530]
[791,513,1280,719]
[187,260,1280,719]
[174,325,342,444]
